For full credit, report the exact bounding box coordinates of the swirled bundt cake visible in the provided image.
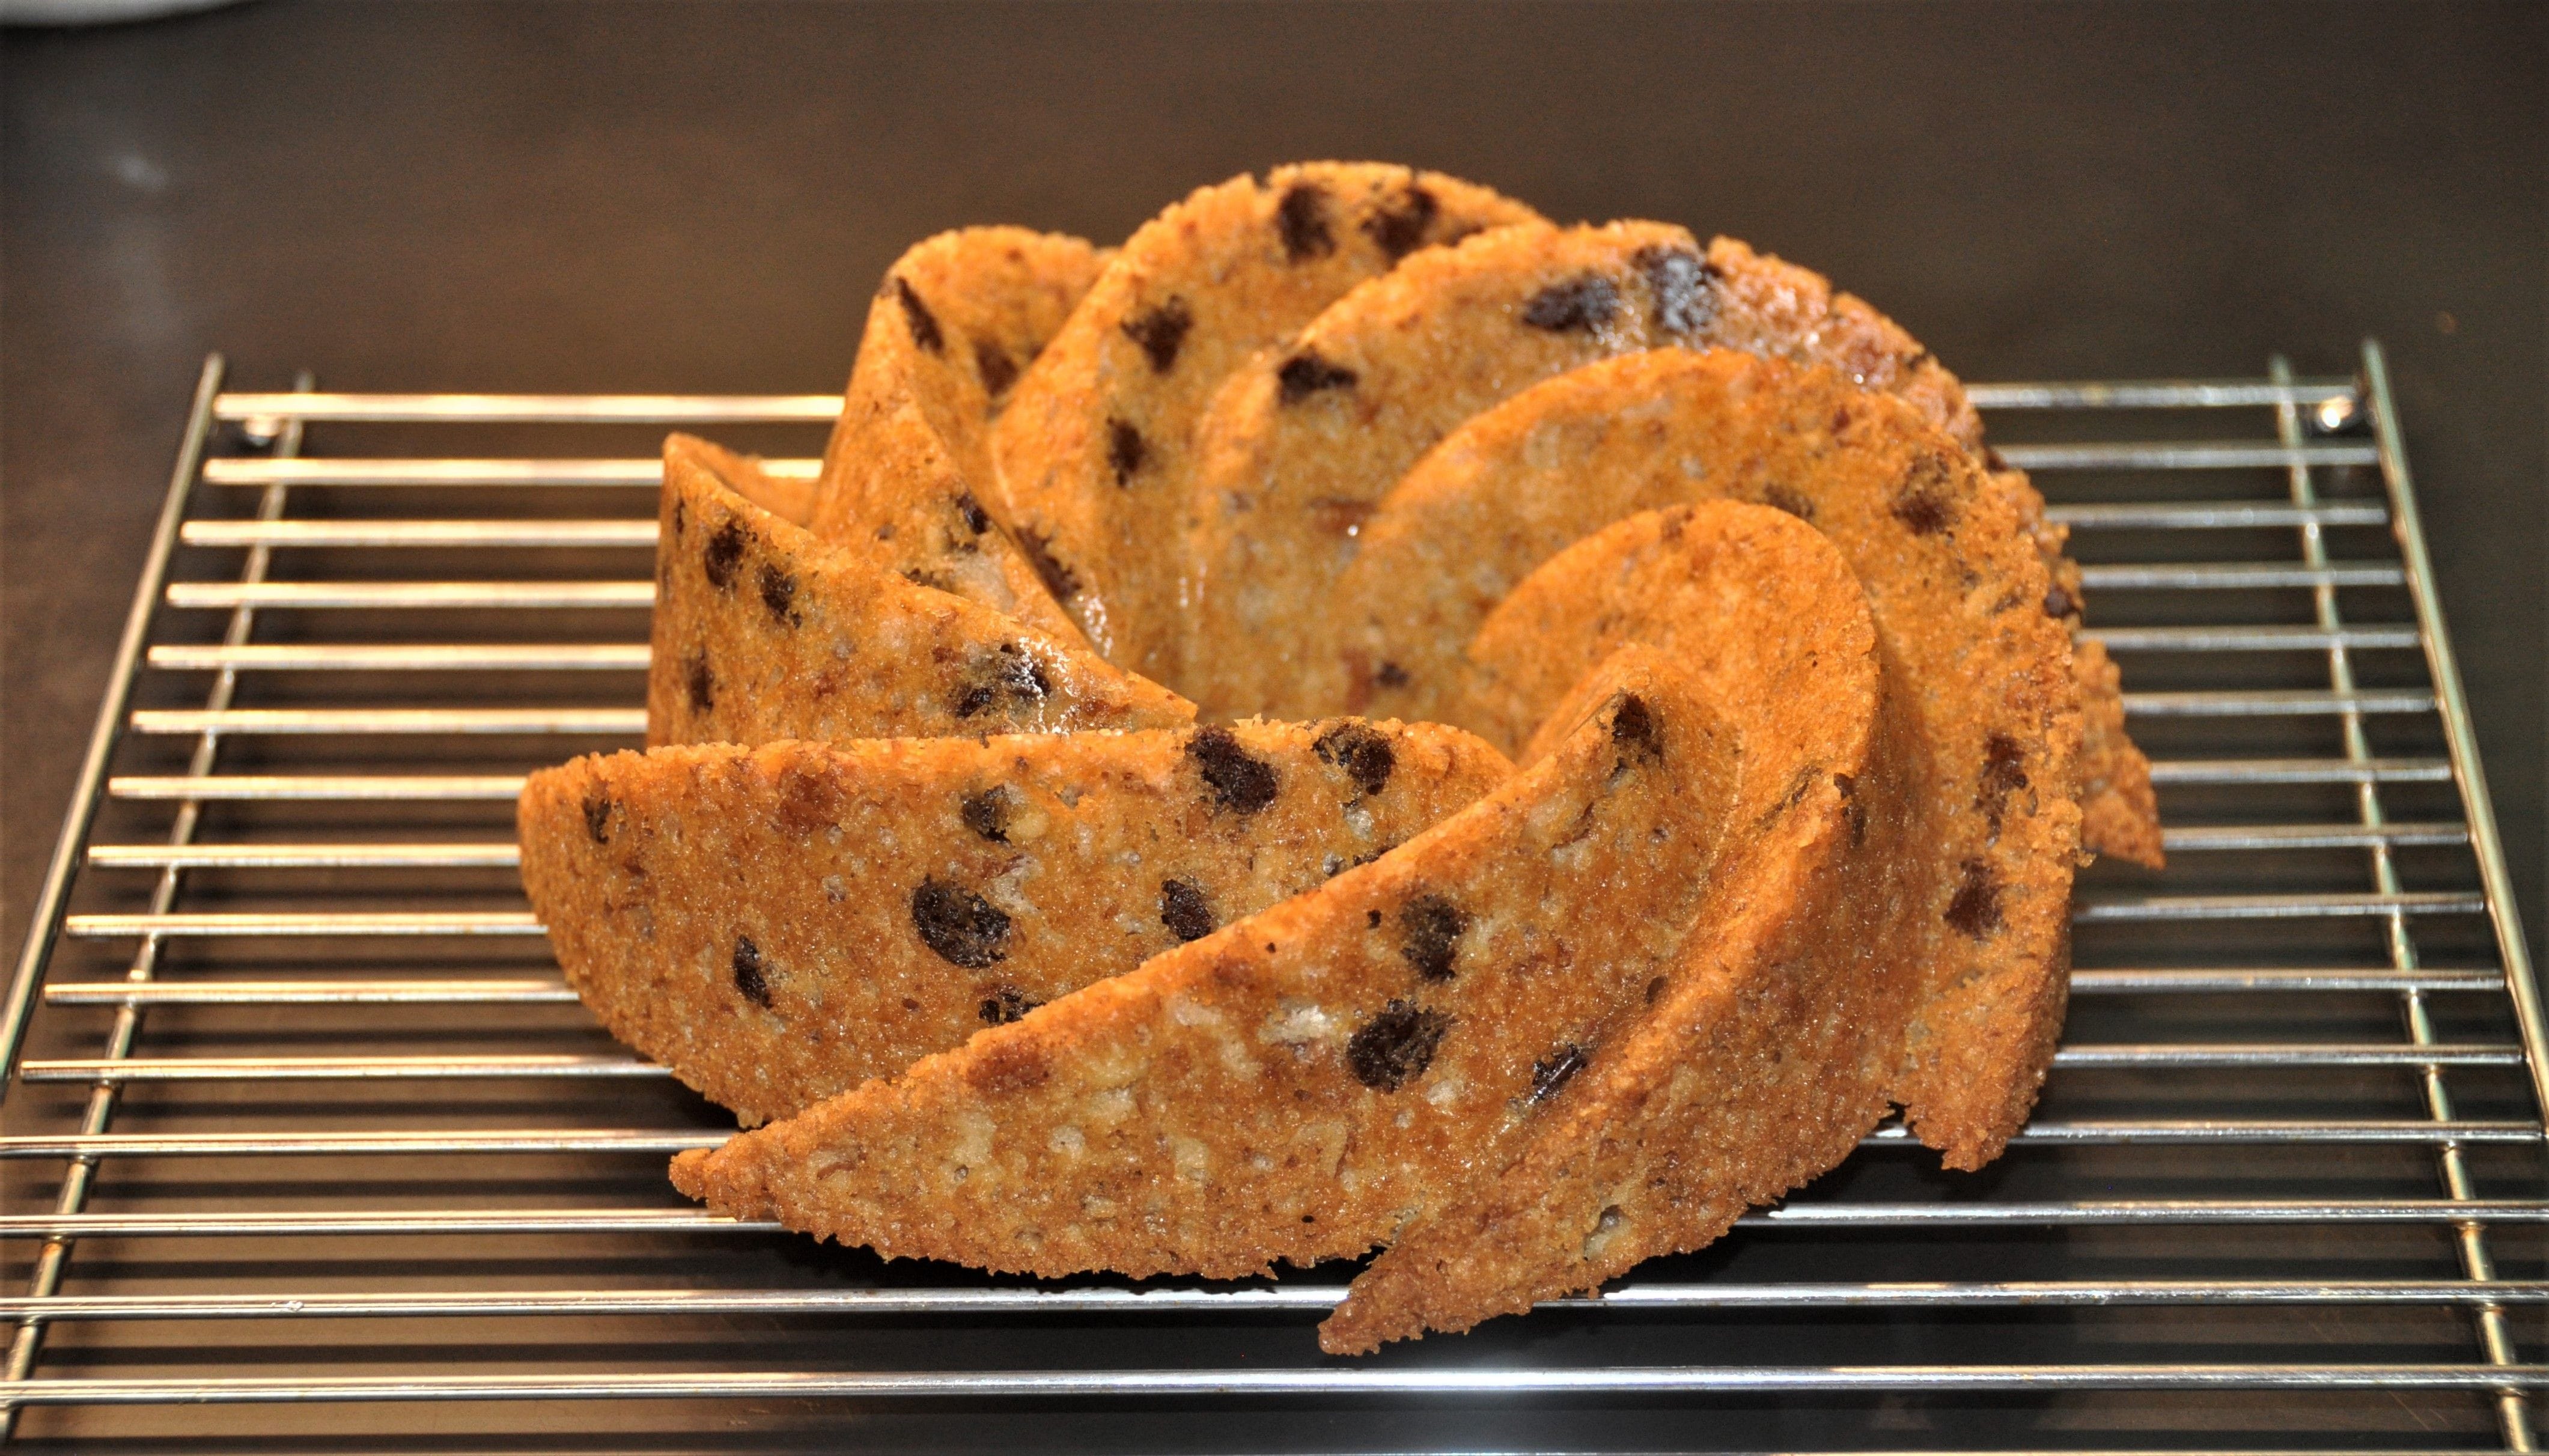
[520,162,2159,1351]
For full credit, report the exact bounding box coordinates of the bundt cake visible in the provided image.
[519,162,2158,1351]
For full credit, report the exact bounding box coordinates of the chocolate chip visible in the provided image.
[1529,1043,1588,1104]
[960,786,1014,843]
[912,877,1012,968]
[1632,245,1717,335]
[1398,895,1467,982]
[1521,274,1620,332]
[670,498,687,540]
[952,645,1053,719]
[1978,733,2030,809]
[1762,484,1817,522]
[1121,297,1193,373]
[1944,858,2003,939]
[1160,878,1216,943]
[757,563,799,626]
[732,934,772,1007]
[1835,772,1868,848]
[1006,645,1052,699]
[684,650,716,713]
[2043,583,2078,621]
[1346,999,1450,1091]
[703,520,746,591]
[973,338,1018,397]
[1890,456,1959,537]
[1015,526,1080,603]
[1314,721,1396,797]
[1610,693,1662,763]
[1186,726,1279,813]
[1107,417,1148,484]
[582,793,614,845]
[978,983,1041,1026]
[1276,181,1335,261]
[1362,180,1438,261]
[954,492,992,536]
[1276,352,1357,404]
[1373,660,1411,689]
[892,275,944,354]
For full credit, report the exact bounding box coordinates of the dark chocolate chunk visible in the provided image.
[1314,721,1396,798]
[954,492,992,536]
[892,275,945,354]
[1373,660,1411,689]
[1160,878,1216,943]
[960,785,1015,844]
[1015,526,1080,603]
[1943,858,2003,939]
[973,339,1019,398]
[1121,297,1193,373]
[912,877,1013,968]
[1977,733,2030,814]
[683,650,716,713]
[1762,484,1817,522]
[1346,999,1451,1091]
[1106,416,1148,484]
[1362,180,1439,261]
[757,563,800,626]
[1529,1043,1588,1104]
[2042,583,2077,621]
[1835,772,1868,848]
[1186,726,1280,813]
[1520,274,1621,332]
[1275,181,1335,261]
[1005,644,1052,700]
[732,934,772,1008]
[703,520,747,591]
[1398,894,1468,982]
[952,645,1053,719]
[1610,693,1663,763]
[1276,352,1358,404]
[1632,245,1718,335]
[1889,455,1959,537]
[582,793,614,845]
[979,982,1041,1026]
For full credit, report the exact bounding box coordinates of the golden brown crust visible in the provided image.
[669,647,1762,1280]
[649,433,1193,746]
[1337,352,2079,1167]
[1708,240,2158,865]
[1183,221,1717,719]
[992,165,1544,679]
[809,228,1105,645]
[1318,503,2002,1351]
[520,723,1510,1125]
[2074,636,2163,865]
[681,437,818,526]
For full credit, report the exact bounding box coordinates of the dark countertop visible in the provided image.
[0,6,2541,1445]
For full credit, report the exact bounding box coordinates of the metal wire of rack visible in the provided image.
[0,343,2539,1451]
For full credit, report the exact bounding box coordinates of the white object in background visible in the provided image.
[0,0,245,25]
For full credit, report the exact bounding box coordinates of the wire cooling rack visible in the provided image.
[0,344,2539,1452]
